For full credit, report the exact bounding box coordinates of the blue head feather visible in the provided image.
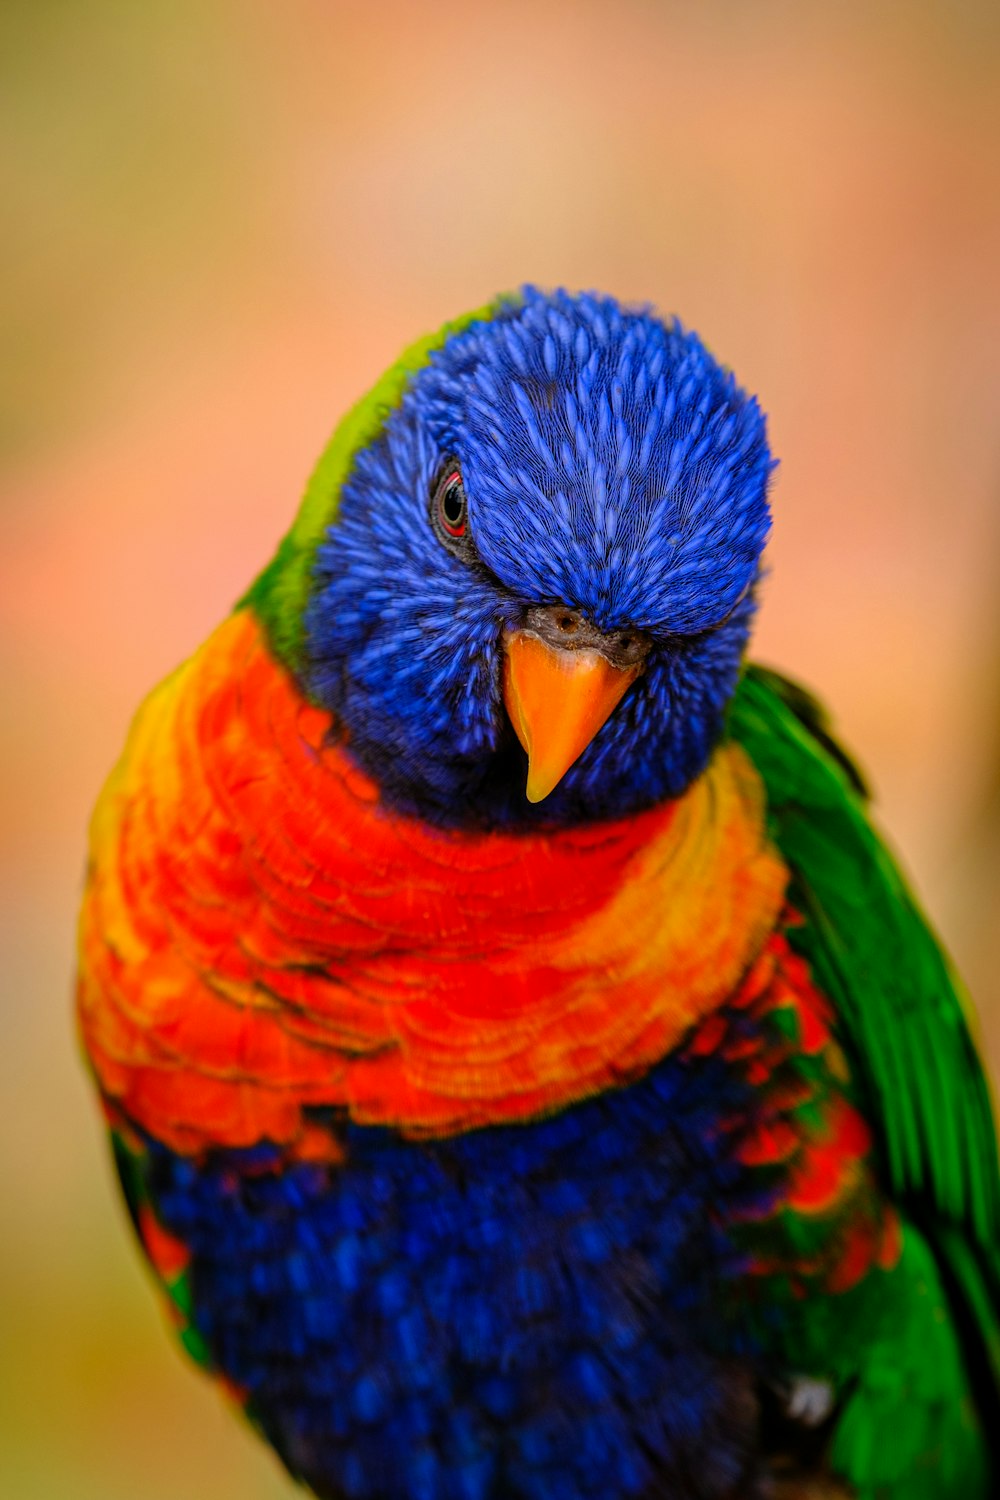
[303,289,773,827]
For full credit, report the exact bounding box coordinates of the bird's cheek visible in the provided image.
[502,630,642,803]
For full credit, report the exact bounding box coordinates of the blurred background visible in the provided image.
[2,1,1000,1495]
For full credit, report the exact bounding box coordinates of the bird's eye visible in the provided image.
[437,469,467,537]
[430,460,478,561]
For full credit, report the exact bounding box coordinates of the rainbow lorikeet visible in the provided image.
[78,289,1000,1500]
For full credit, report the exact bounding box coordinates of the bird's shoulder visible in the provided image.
[728,660,1000,1246]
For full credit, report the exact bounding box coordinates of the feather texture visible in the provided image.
[76,290,1000,1498]
[79,608,788,1148]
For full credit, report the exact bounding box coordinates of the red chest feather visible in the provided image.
[78,609,790,1153]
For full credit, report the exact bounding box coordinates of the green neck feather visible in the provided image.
[241,295,513,675]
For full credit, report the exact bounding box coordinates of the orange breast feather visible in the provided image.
[77,610,788,1156]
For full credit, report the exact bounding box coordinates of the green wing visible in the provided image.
[728,664,1000,1496]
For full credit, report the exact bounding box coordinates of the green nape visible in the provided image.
[241,293,518,675]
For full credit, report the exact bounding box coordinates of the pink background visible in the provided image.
[2,3,999,1495]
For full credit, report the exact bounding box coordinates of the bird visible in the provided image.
[77,288,1000,1500]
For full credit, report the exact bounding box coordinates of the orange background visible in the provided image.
[2,3,999,1496]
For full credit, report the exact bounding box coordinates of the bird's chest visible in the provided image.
[145,1035,773,1500]
[85,613,900,1494]
[78,610,789,1153]
[138,952,896,1500]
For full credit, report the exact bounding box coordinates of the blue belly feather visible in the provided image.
[145,1044,773,1500]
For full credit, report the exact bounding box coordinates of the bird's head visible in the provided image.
[249,289,774,829]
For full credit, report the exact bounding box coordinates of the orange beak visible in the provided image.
[502,630,643,803]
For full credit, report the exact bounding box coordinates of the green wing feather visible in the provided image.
[729,664,1000,1495]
